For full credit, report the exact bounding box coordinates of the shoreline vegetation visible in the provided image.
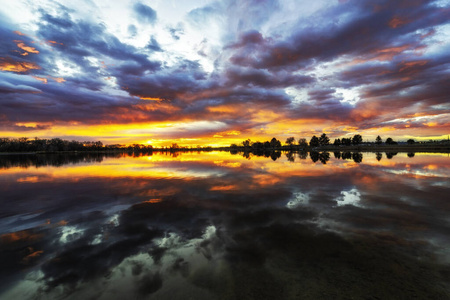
[0,135,449,155]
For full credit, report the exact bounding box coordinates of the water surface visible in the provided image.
[1,151,449,299]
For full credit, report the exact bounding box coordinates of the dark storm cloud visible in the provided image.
[230,0,449,70]
[224,66,314,88]
[133,2,157,25]
[288,100,353,122]
[307,88,337,103]
[342,50,450,127]
[0,79,41,94]
[117,65,207,101]
[40,8,74,28]
[226,30,265,49]
[0,74,181,126]
[36,5,160,74]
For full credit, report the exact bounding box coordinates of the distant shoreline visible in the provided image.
[306,144,450,153]
[0,143,449,155]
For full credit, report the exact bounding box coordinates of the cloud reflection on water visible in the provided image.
[0,151,449,299]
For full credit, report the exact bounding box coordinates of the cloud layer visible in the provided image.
[0,0,449,145]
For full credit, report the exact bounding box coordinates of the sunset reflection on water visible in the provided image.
[0,151,449,299]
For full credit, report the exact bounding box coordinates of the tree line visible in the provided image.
[231,133,410,150]
[0,133,439,153]
[0,137,154,152]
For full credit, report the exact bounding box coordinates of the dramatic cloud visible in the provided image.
[0,0,449,145]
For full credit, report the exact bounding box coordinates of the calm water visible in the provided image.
[1,151,449,299]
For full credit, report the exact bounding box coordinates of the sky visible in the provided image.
[0,0,449,147]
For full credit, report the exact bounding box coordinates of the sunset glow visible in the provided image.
[0,0,449,146]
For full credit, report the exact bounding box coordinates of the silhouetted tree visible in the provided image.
[252,142,264,150]
[333,138,341,146]
[242,139,251,147]
[319,133,329,146]
[319,152,330,164]
[352,134,362,145]
[49,138,65,151]
[342,151,352,160]
[298,150,308,159]
[298,138,307,147]
[286,151,295,162]
[386,152,398,159]
[285,137,295,147]
[375,135,382,145]
[310,151,319,163]
[352,152,363,163]
[341,138,352,146]
[407,152,415,158]
[310,136,319,147]
[334,151,341,159]
[386,137,396,145]
[376,152,382,161]
[407,139,415,145]
[270,138,281,149]
[230,148,238,155]
[270,151,281,161]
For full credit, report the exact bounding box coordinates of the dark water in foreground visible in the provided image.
[0,151,449,299]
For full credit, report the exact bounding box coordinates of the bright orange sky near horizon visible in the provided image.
[0,1,449,147]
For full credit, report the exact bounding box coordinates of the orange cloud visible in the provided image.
[13,30,26,36]
[32,76,48,84]
[389,16,409,28]
[143,198,163,204]
[1,231,42,243]
[139,96,164,101]
[207,105,239,114]
[0,57,40,73]
[213,130,241,139]
[22,249,44,264]
[375,45,411,60]
[210,185,238,191]
[47,40,64,46]
[398,60,428,72]
[49,76,66,83]
[14,40,39,54]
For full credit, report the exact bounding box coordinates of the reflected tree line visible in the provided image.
[0,152,151,169]
[0,150,414,169]
[229,135,423,163]
[233,150,411,164]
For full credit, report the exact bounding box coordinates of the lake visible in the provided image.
[1,151,449,299]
